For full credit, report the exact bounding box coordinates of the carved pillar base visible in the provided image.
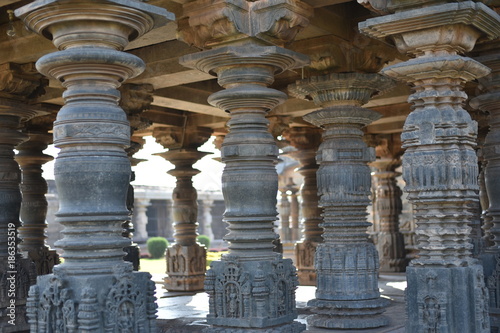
[27,268,157,332]
[406,265,489,332]
[123,245,141,272]
[164,243,206,291]
[205,256,304,332]
[480,251,500,332]
[294,240,318,286]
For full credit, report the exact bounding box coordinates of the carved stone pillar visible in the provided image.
[360,2,500,331]
[16,2,173,332]
[179,0,311,329]
[470,40,500,331]
[154,125,213,291]
[286,178,300,242]
[0,62,45,332]
[289,72,394,329]
[201,197,215,241]
[16,127,60,276]
[283,126,323,286]
[279,187,291,241]
[133,197,151,243]
[370,158,407,272]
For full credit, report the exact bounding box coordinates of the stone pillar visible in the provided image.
[133,197,151,243]
[279,187,291,241]
[289,72,394,329]
[287,178,300,242]
[16,127,60,276]
[283,126,323,286]
[360,2,500,331]
[121,83,154,271]
[179,0,311,329]
[15,2,173,332]
[370,158,407,272]
[0,62,45,332]
[470,40,500,331]
[201,198,215,241]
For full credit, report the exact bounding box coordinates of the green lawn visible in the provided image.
[139,251,227,275]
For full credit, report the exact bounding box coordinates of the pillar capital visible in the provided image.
[153,125,213,150]
[0,62,47,101]
[178,0,312,49]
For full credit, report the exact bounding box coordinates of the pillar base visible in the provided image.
[307,297,389,329]
[164,243,206,291]
[123,243,141,271]
[26,265,157,332]
[480,251,500,332]
[205,256,303,331]
[1,258,36,332]
[27,246,59,276]
[295,240,317,286]
[204,321,306,333]
[406,265,489,333]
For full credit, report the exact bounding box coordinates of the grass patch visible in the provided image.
[140,257,166,275]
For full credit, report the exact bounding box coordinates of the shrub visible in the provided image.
[197,235,211,249]
[147,237,169,259]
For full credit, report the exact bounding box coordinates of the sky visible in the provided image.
[42,136,224,192]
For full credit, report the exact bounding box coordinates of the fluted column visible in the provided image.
[360,2,500,331]
[370,158,407,272]
[470,40,500,331]
[289,73,394,329]
[0,62,45,332]
[15,2,173,332]
[16,129,60,276]
[283,126,323,286]
[154,124,212,291]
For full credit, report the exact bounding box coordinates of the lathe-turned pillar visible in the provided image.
[282,126,323,286]
[360,1,500,331]
[0,62,45,332]
[154,125,212,291]
[470,39,500,331]
[179,0,311,329]
[289,72,394,329]
[15,2,173,332]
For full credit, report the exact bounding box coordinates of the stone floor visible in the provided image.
[153,273,407,332]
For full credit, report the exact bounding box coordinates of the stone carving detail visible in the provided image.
[15,1,173,332]
[0,62,47,100]
[181,41,308,331]
[178,0,312,49]
[289,72,393,329]
[360,2,500,331]
[282,126,323,286]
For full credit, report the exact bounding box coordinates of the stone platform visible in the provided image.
[154,273,406,332]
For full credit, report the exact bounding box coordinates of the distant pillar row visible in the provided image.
[470,40,500,331]
[16,1,173,332]
[154,125,213,291]
[289,72,394,329]
[0,62,44,332]
[283,126,323,286]
[361,2,500,331]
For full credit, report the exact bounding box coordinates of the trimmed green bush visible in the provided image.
[197,235,211,249]
[147,237,169,259]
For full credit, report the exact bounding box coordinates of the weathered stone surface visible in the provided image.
[15,0,173,331]
[289,72,394,329]
[361,2,500,331]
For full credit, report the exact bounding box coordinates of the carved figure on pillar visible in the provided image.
[360,1,500,331]
[289,71,394,329]
[16,115,60,277]
[370,135,407,272]
[282,125,323,286]
[469,38,500,331]
[179,0,311,329]
[15,1,173,332]
[154,125,213,291]
[0,62,45,332]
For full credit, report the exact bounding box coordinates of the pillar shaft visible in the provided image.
[16,131,59,276]
[16,1,173,331]
[289,72,393,329]
[370,159,407,272]
[360,2,500,331]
